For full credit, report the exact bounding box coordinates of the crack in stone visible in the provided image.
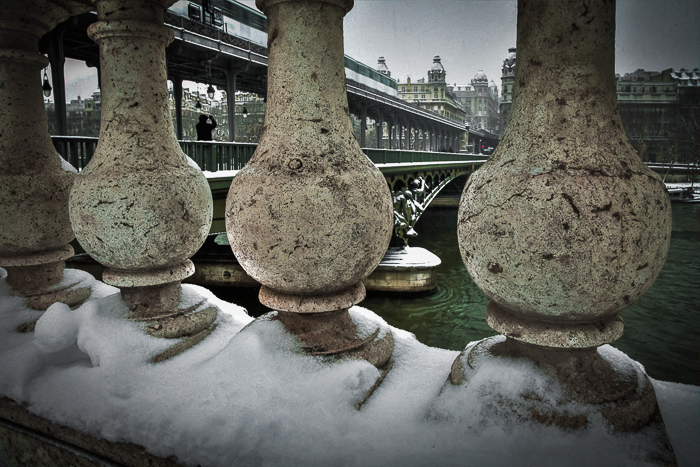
[461,185,531,223]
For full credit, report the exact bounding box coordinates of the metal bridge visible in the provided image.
[41,4,468,151]
[51,136,488,234]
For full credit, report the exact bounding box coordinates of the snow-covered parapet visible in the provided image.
[0,271,698,466]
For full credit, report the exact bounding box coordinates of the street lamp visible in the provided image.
[242,105,248,118]
[42,69,52,97]
[207,84,215,100]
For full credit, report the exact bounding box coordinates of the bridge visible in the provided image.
[41,4,468,151]
[51,136,488,235]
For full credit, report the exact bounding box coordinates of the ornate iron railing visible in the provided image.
[51,136,487,172]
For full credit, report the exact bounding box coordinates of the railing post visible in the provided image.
[226,0,394,370]
[0,0,94,316]
[69,0,217,362]
[451,0,675,458]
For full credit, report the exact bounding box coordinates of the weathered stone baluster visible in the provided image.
[226,0,394,367]
[451,0,675,459]
[0,0,94,320]
[69,0,216,361]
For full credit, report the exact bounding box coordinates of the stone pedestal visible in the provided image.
[69,0,216,360]
[226,0,394,368]
[0,0,94,318]
[363,247,441,293]
[451,0,675,458]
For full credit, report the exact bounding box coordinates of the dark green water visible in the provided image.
[361,203,700,387]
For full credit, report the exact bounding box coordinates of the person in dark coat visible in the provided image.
[196,114,217,141]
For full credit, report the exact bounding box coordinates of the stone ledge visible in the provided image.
[0,397,182,467]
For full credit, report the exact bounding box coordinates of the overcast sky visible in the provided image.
[58,0,699,101]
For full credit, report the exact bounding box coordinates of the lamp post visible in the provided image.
[42,68,52,97]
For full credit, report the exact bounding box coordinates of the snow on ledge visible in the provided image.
[0,268,698,466]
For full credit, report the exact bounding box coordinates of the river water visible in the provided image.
[217,202,699,386]
[361,203,700,387]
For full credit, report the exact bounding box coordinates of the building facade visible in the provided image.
[497,45,699,163]
[499,47,516,136]
[617,68,700,163]
[452,70,499,134]
[46,91,102,136]
[397,56,466,125]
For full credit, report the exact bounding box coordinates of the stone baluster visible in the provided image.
[226,0,394,368]
[450,0,675,457]
[69,0,217,361]
[0,0,94,320]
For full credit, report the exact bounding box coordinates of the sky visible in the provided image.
[54,0,700,102]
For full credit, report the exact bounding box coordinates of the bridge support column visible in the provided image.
[171,75,184,140]
[450,0,675,459]
[0,0,94,319]
[376,109,383,149]
[387,116,393,149]
[397,119,402,149]
[46,22,71,136]
[69,0,218,362]
[226,0,393,371]
[406,120,414,151]
[360,102,367,147]
[224,63,250,142]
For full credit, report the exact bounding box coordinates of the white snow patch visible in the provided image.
[0,268,698,466]
[61,157,78,174]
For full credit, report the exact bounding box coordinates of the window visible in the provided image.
[401,87,405,92]
[421,94,425,99]
[421,86,425,92]
[414,86,418,92]
[188,2,202,21]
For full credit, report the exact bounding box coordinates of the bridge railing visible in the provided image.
[363,148,490,164]
[51,137,258,173]
[178,141,257,172]
[52,136,99,172]
[51,137,488,172]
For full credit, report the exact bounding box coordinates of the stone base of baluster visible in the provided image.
[444,335,677,464]
[235,304,394,409]
[6,266,93,314]
[2,246,94,330]
[103,261,218,362]
[258,281,394,368]
[129,289,218,364]
[274,308,394,368]
[485,301,625,349]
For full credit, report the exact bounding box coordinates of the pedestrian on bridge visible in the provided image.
[196,114,217,141]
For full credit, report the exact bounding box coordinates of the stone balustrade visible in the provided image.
[0,0,679,464]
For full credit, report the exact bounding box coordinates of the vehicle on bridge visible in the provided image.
[169,0,268,47]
